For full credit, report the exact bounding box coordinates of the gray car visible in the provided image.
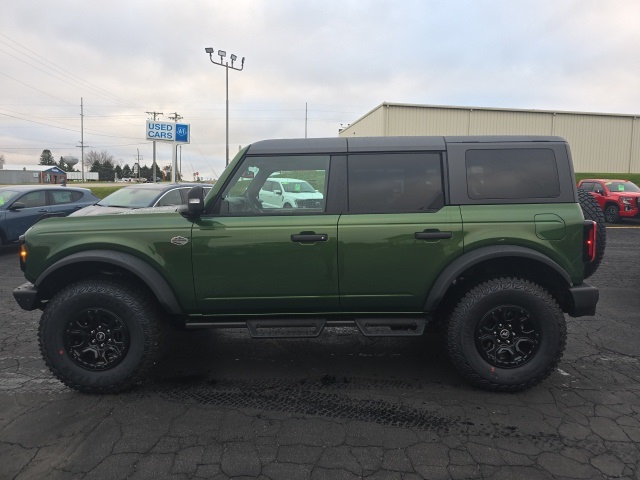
[70,183,212,216]
[0,185,99,247]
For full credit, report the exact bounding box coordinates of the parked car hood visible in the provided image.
[69,205,133,217]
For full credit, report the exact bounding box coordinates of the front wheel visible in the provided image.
[39,278,165,393]
[604,204,620,223]
[446,278,566,392]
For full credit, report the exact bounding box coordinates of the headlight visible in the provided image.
[620,197,632,205]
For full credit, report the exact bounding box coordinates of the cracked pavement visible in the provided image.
[1,226,639,479]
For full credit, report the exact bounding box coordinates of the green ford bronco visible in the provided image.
[14,136,603,393]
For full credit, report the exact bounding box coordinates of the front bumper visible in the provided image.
[13,282,41,311]
[567,283,599,317]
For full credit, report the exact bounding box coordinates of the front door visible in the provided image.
[6,190,50,242]
[192,154,339,314]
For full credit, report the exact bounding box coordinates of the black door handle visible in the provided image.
[291,233,328,243]
[415,231,452,240]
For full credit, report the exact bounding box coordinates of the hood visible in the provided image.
[70,205,181,217]
[69,205,133,217]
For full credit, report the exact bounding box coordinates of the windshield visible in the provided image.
[0,190,19,207]
[98,187,164,208]
[281,180,316,193]
[606,181,640,193]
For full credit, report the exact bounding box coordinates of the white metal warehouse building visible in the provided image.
[338,103,640,173]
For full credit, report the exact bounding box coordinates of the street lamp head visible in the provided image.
[204,47,214,54]
[230,54,237,62]
[218,50,226,58]
[241,57,245,68]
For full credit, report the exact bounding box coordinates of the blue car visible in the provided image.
[0,185,99,247]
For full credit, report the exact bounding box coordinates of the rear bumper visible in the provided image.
[567,283,599,317]
[13,282,41,311]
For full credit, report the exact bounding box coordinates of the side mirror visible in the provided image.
[180,186,205,218]
[274,189,282,195]
[9,202,26,211]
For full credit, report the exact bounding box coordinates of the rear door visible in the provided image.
[48,189,85,216]
[338,152,463,312]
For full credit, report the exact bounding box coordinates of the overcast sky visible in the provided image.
[1,0,639,180]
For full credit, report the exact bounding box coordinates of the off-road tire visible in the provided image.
[577,188,606,278]
[39,278,165,393]
[447,277,566,392]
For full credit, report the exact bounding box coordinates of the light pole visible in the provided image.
[205,47,245,166]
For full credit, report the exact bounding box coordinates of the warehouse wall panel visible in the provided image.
[340,103,640,173]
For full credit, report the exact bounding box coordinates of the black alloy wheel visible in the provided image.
[474,305,540,369]
[64,308,130,371]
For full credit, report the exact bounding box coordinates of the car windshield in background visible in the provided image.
[606,181,640,193]
[97,187,164,208]
[0,190,19,207]
[281,181,315,193]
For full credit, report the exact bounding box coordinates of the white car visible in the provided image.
[258,177,324,209]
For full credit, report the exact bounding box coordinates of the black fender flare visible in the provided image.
[35,249,183,314]
[423,245,572,313]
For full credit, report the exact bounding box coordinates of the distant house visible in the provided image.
[0,164,67,185]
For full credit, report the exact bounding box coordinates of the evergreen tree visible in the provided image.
[39,149,56,165]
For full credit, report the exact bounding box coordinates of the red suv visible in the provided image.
[578,179,640,223]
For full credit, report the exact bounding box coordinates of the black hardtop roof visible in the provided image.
[246,136,566,155]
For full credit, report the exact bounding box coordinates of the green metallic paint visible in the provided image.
[24,212,197,309]
[338,207,464,311]
[460,204,585,284]
[192,214,340,313]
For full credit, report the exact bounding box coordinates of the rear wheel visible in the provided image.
[39,278,165,393]
[447,278,566,392]
[577,189,606,278]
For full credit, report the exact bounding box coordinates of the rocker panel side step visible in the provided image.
[246,318,327,338]
[354,318,426,337]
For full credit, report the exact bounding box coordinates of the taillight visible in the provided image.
[583,220,597,263]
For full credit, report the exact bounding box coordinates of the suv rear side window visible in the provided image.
[50,190,81,205]
[348,153,443,213]
[466,148,560,200]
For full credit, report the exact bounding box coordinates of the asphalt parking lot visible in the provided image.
[1,225,639,480]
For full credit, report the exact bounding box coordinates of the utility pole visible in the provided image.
[167,112,182,182]
[135,149,143,182]
[76,98,93,182]
[146,111,163,182]
[79,98,85,181]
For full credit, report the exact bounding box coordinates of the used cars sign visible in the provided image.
[146,121,190,143]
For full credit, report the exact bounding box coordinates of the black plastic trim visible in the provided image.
[423,245,573,312]
[567,283,599,317]
[35,250,183,314]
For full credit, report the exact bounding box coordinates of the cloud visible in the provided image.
[1,0,639,177]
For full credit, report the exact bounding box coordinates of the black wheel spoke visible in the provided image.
[475,305,541,369]
[64,308,129,371]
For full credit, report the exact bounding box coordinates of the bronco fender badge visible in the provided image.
[170,236,189,246]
